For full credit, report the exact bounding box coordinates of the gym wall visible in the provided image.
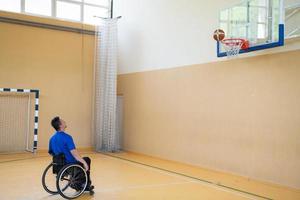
[0,11,95,149]
[117,50,300,189]
[115,0,300,188]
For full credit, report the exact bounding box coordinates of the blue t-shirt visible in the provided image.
[49,131,77,164]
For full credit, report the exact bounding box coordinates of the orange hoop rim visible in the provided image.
[221,38,249,50]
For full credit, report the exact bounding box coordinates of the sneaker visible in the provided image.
[85,185,94,191]
[89,190,95,195]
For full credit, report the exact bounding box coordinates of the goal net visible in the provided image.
[0,93,34,153]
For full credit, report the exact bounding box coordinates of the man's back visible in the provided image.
[49,116,94,192]
[49,131,77,164]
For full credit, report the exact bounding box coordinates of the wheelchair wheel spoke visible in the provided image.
[61,182,71,192]
[73,175,83,181]
[61,177,70,181]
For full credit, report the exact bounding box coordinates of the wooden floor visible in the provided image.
[0,151,299,200]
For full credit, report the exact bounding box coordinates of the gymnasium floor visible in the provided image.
[0,150,299,200]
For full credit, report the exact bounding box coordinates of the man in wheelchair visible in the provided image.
[48,116,94,193]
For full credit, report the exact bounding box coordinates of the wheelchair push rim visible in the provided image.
[56,164,88,199]
[42,163,59,195]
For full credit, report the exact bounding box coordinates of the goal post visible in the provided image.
[0,88,40,153]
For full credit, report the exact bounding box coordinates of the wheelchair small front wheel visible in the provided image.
[42,163,59,195]
[56,164,88,199]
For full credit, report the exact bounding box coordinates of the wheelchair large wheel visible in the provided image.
[56,164,88,199]
[42,163,59,195]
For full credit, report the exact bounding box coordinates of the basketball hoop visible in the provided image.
[221,38,249,58]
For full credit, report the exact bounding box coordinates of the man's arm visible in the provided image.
[48,139,54,156]
[70,149,89,171]
[65,135,88,171]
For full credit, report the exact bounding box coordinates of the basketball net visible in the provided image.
[221,38,248,58]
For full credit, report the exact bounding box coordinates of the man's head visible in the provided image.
[51,116,67,131]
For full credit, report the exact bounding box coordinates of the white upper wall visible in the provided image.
[115,0,300,74]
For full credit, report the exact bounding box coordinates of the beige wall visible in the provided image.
[117,50,300,189]
[0,11,95,149]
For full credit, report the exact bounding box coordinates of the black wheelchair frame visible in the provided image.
[42,154,92,199]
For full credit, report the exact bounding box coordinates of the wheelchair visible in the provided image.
[42,154,92,199]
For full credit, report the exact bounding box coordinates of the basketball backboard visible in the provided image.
[217,0,284,57]
[285,1,300,39]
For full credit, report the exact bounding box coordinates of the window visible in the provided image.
[25,0,52,16]
[0,0,111,25]
[85,0,109,7]
[84,5,108,24]
[0,0,21,13]
[56,1,81,21]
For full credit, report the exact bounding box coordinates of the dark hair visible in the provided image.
[51,116,61,131]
